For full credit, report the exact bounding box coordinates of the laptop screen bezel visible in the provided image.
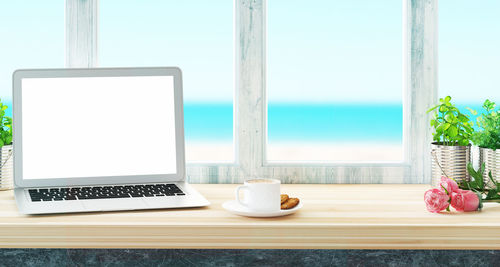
[13,67,186,188]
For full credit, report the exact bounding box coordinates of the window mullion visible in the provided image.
[65,0,98,68]
[237,0,266,178]
[406,0,437,183]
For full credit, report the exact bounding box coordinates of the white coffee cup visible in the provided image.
[235,178,281,212]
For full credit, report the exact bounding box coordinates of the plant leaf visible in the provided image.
[457,114,469,123]
[5,136,12,145]
[488,171,498,188]
[466,107,477,115]
[486,189,500,200]
[445,113,456,123]
[458,139,469,146]
[447,125,458,138]
[427,105,439,113]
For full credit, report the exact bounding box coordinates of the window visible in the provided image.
[7,0,438,183]
[0,1,64,116]
[439,0,500,111]
[99,0,235,162]
[267,0,403,162]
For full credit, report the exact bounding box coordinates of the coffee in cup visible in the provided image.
[246,179,276,184]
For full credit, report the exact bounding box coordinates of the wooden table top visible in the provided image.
[1,184,500,249]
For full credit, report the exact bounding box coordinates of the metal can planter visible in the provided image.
[431,142,471,187]
[0,145,13,190]
[479,147,500,188]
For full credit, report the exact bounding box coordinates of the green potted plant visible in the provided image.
[470,99,499,187]
[0,99,13,190]
[427,96,474,186]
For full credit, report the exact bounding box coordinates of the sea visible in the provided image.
[3,101,483,144]
[184,102,482,144]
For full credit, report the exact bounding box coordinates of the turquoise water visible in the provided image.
[183,103,483,144]
[184,103,404,144]
[4,101,484,144]
[183,103,233,141]
[268,103,402,143]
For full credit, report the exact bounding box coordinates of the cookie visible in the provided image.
[281,194,289,204]
[281,198,299,210]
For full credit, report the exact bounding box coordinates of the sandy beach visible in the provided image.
[186,143,235,162]
[186,143,403,163]
[267,143,403,162]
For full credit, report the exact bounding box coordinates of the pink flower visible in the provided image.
[451,190,480,212]
[424,189,450,213]
[439,176,459,195]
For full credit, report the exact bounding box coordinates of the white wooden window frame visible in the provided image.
[66,0,437,184]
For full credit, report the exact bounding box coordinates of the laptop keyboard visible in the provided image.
[28,184,185,202]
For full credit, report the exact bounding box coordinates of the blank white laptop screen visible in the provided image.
[21,76,177,179]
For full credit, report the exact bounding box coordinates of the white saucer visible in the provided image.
[222,200,302,217]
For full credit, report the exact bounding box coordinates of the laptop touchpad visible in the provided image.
[82,198,148,211]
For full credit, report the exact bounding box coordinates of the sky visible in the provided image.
[267,0,402,103]
[0,1,64,103]
[0,1,498,104]
[439,0,500,104]
[99,0,234,102]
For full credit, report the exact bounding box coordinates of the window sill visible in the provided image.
[1,184,499,249]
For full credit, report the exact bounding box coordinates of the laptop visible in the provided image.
[13,67,210,214]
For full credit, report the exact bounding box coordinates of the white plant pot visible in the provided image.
[0,145,13,190]
[431,142,471,187]
[479,147,500,188]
